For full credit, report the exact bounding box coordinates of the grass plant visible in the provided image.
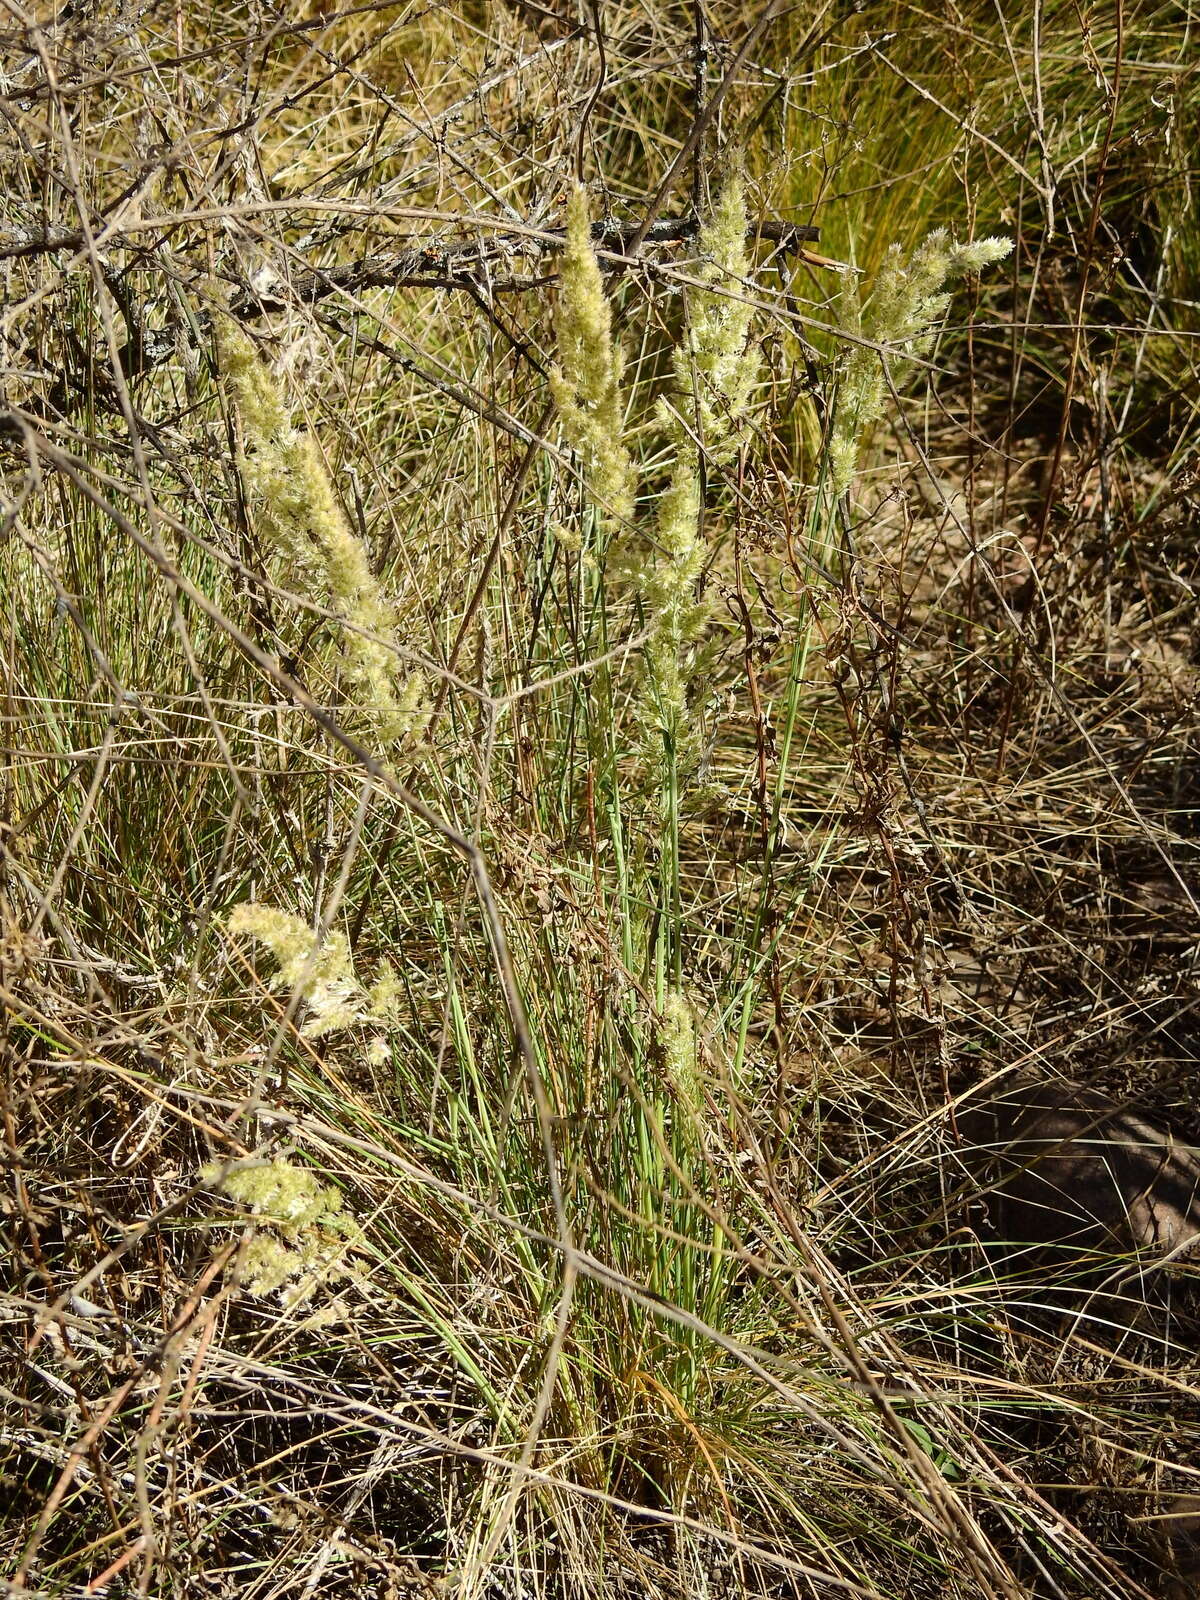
[2,4,1199,1598]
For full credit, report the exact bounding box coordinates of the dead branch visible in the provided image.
[232,216,820,315]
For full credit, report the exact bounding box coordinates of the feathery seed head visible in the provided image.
[226,901,408,1040]
[670,173,756,462]
[202,1156,360,1305]
[660,989,701,1115]
[550,187,634,522]
[828,230,1011,497]
[218,316,423,746]
[641,453,705,755]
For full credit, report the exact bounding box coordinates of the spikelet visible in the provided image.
[226,901,361,1037]
[640,453,705,759]
[549,188,634,522]
[217,318,425,746]
[660,989,701,1117]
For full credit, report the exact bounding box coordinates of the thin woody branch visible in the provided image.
[0,212,819,300]
[230,217,820,316]
[1,211,822,414]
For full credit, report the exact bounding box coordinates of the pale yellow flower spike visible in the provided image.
[672,173,756,461]
[639,174,755,765]
[226,901,409,1042]
[550,188,635,523]
[226,901,361,1038]
[830,231,1011,497]
[202,1156,362,1307]
[661,990,701,1116]
[642,452,704,754]
[216,317,425,746]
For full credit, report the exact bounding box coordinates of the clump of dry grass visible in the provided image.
[2,4,1199,1599]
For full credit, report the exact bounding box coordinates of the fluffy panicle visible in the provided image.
[660,990,701,1116]
[949,235,1013,274]
[217,318,425,746]
[202,1156,360,1306]
[670,173,756,461]
[226,901,402,1039]
[641,453,705,761]
[550,188,634,522]
[638,176,758,769]
[829,231,1011,497]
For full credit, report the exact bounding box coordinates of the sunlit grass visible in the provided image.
[3,3,1199,1597]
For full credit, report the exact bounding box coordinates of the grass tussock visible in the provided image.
[2,4,1199,1598]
